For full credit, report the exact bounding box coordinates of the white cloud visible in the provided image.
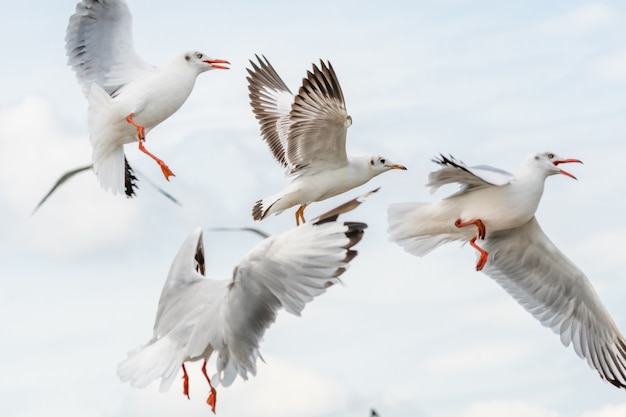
[583,403,626,417]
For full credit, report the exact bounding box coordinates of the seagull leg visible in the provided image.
[181,363,190,399]
[201,360,217,414]
[126,113,176,181]
[469,236,488,271]
[126,113,146,140]
[455,218,488,270]
[454,218,486,239]
[295,204,307,226]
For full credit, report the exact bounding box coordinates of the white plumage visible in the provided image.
[247,55,406,225]
[388,152,626,388]
[118,194,370,411]
[65,0,229,195]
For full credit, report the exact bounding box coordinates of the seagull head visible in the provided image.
[184,51,230,72]
[368,156,407,174]
[534,151,583,179]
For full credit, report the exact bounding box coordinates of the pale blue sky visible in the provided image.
[2,1,626,417]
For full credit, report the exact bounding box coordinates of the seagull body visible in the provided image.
[118,194,370,412]
[247,55,406,225]
[65,0,229,195]
[389,152,626,388]
[388,152,580,263]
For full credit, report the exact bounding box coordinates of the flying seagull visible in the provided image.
[247,55,405,225]
[65,0,229,195]
[388,152,626,388]
[118,190,376,412]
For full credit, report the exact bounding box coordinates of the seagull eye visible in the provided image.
[196,53,203,59]
[547,152,555,159]
[380,158,386,164]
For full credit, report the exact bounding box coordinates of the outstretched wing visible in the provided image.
[65,0,155,97]
[212,215,366,384]
[287,60,351,174]
[427,154,515,194]
[482,217,626,388]
[247,55,293,168]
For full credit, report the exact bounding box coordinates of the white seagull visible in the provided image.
[65,0,229,195]
[247,55,406,225]
[117,191,374,412]
[389,152,626,388]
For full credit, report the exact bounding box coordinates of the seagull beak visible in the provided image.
[204,59,230,70]
[388,164,407,171]
[553,158,583,180]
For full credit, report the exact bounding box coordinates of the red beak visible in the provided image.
[553,158,583,180]
[204,59,230,70]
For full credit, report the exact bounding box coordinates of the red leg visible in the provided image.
[126,113,175,180]
[455,218,488,270]
[181,363,190,399]
[201,360,217,414]
[469,236,488,271]
[454,218,486,239]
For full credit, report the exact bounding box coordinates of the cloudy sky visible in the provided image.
[2,1,626,416]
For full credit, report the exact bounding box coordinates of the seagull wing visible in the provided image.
[247,55,293,168]
[32,164,93,214]
[209,215,366,385]
[427,154,515,194]
[130,198,367,390]
[481,217,626,388]
[65,0,155,97]
[287,60,351,174]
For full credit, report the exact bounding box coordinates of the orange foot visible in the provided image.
[295,204,307,226]
[469,236,488,271]
[206,386,217,414]
[201,360,217,414]
[181,363,190,400]
[137,139,175,181]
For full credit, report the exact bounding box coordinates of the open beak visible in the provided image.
[553,158,583,180]
[388,164,407,171]
[204,59,230,70]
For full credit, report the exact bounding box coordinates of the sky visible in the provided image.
[2,0,626,416]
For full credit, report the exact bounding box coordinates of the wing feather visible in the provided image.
[247,55,293,167]
[65,0,154,97]
[481,217,626,388]
[428,154,515,194]
[216,219,366,383]
[287,60,351,173]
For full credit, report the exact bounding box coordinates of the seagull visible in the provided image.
[247,55,406,225]
[65,0,229,195]
[388,152,626,388]
[31,159,181,214]
[117,190,375,413]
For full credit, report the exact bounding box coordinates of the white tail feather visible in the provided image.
[117,336,182,392]
[87,84,127,195]
[388,202,451,256]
